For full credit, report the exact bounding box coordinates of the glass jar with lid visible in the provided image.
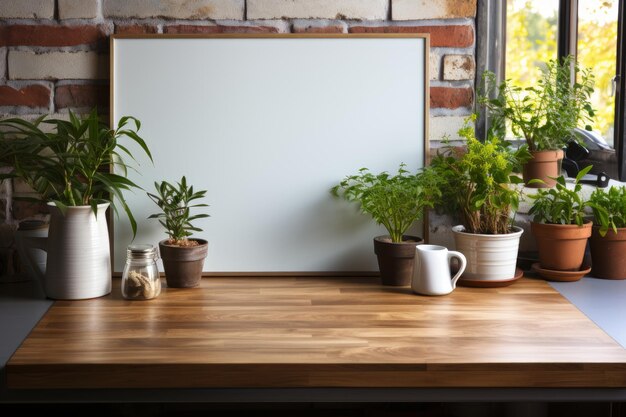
[121,244,161,300]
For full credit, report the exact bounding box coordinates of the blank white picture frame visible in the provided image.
[111,34,429,275]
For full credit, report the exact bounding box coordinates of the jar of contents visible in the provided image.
[121,244,161,300]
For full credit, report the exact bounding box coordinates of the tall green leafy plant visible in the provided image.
[0,109,152,236]
[147,176,209,246]
[331,163,440,243]
[428,116,531,234]
[528,165,593,226]
[479,55,595,151]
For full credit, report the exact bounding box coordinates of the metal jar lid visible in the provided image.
[127,244,158,260]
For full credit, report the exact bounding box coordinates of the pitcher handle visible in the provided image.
[22,236,48,283]
[448,250,467,289]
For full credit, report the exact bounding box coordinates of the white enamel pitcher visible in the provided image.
[23,202,111,300]
[411,244,467,296]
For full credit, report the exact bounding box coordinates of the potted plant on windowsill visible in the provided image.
[331,163,439,286]
[427,116,531,283]
[528,166,593,275]
[479,55,595,188]
[148,176,209,288]
[588,186,626,279]
[0,110,152,300]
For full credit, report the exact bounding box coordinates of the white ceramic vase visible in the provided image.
[451,225,523,281]
[24,202,111,300]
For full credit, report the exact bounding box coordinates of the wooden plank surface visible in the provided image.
[7,277,626,389]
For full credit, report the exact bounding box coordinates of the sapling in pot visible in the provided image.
[332,163,439,286]
[479,56,596,187]
[148,176,210,288]
[587,186,626,279]
[425,116,530,282]
[528,166,593,272]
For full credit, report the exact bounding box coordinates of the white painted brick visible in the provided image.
[443,54,475,80]
[8,51,108,80]
[58,0,99,19]
[248,0,388,20]
[429,116,467,141]
[429,53,440,81]
[0,48,6,81]
[392,0,477,20]
[103,0,244,20]
[12,178,35,194]
[0,0,55,19]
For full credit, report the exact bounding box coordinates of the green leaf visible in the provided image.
[575,164,593,184]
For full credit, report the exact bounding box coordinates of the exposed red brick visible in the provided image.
[11,200,49,221]
[114,24,158,35]
[349,25,474,48]
[55,84,109,111]
[430,87,473,109]
[0,85,50,107]
[0,25,107,47]
[164,25,278,34]
[292,24,344,34]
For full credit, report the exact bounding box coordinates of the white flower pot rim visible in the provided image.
[47,201,110,210]
[451,225,523,238]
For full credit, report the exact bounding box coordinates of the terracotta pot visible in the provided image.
[159,239,208,288]
[451,225,523,281]
[590,226,626,280]
[531,221,592,271]
[523,149,564,188]
[373,235,422,286]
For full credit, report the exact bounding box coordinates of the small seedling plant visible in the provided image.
[148,176,209,247]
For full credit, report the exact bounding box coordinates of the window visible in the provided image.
[476,0,626,180]
[576,1,618,145]
[505,0,558,89]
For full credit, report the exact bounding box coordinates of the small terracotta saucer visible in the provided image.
[458,268,524,288]
[531,263,591,282]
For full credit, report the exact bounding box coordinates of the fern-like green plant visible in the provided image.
[0,109,152,236]
[331,163,440,243]
[147,176,209,246]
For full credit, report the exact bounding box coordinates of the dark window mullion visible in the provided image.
[616,0,626,180]
[558,0,578,60]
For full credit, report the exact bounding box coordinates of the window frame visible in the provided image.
[615,0,626,180]
[476,0,626,181]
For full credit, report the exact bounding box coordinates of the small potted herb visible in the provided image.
[148,176,210,288]
[427,116,530,282]
[528,166,593,272]
[331,163,439,286]
[588,186,626,279]
[479,56,595,188]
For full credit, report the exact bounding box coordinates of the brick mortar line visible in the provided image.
[0,17,474,26]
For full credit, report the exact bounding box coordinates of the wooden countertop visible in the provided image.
[7,276,626,389]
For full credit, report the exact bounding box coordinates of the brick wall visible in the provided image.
[0,0,476,223]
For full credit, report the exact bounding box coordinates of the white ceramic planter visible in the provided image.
[24,202,111,300]
[451,225,523,281]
